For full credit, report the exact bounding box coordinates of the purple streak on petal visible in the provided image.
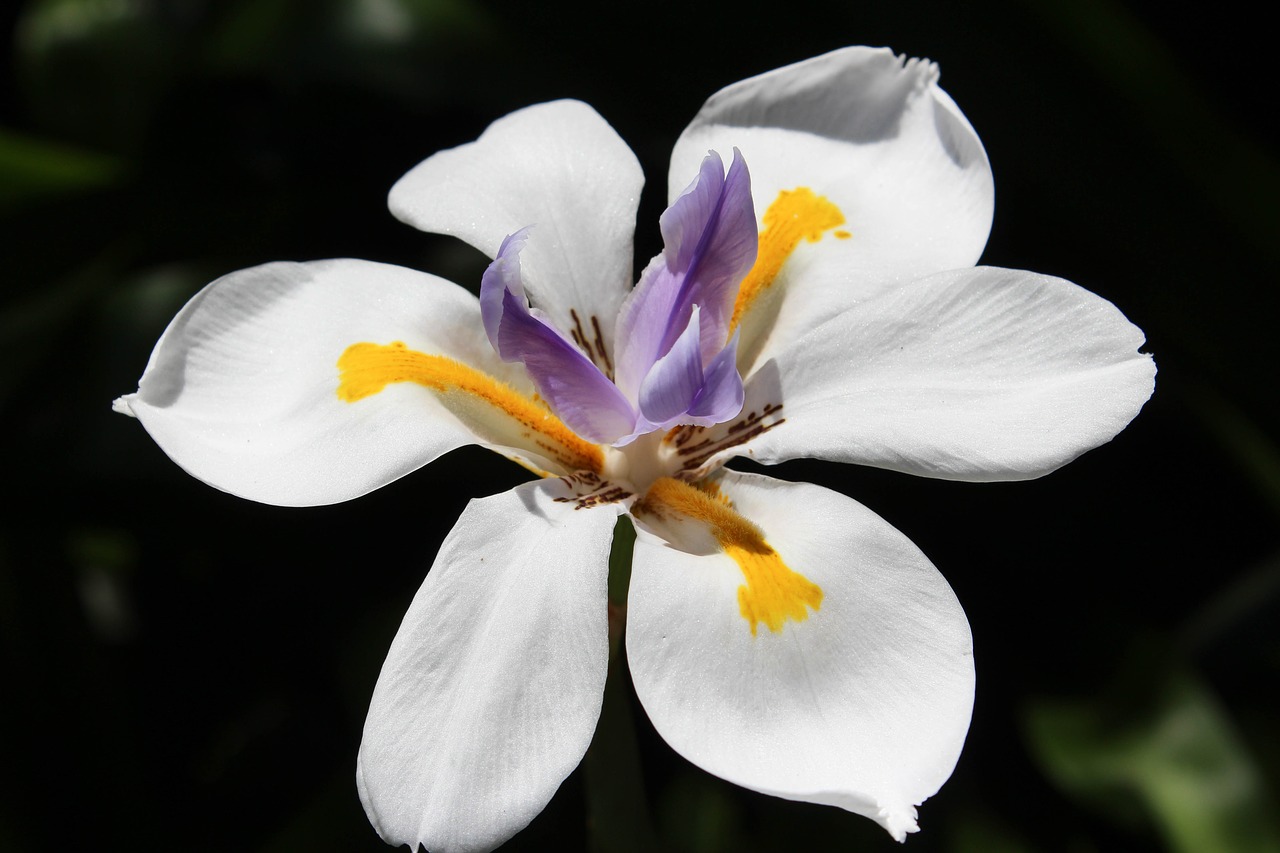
[481,230,636,444]
[638,306,706,426]
[685,334,744,425]
[614,150,757,401]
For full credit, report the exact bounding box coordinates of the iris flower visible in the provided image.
[115,47,1154,850]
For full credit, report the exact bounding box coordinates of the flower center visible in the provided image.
[332,178,844,636]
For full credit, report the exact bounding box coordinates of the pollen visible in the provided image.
[337,341,603,474]
[731,187,847,332]
[640,477,823,636]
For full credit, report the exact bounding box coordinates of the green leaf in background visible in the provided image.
[946,809,1034,853]
[1026,650,1280,853]
[0,128,121,210]
[655,771,747,853]
[201,0,496,101]
[14,0,190,152]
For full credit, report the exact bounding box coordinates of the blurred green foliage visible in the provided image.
[0,129,121,210]
[1,0,1277,850]
[1027,648,1280,852]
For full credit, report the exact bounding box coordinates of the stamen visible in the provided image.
[552,470,634,510]
[590,314,613,379]
[638,477,823,636]
[568,309,615,380]
[567,309,596,366]
[664,403,784,476]
[337,341,603,474]
[730,187,847,332]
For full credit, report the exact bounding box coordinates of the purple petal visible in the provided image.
[660,148,757,348]
[481,233,637,444]
[635,310,745,434]
[614,150,757,399]
[638,306,706,426]
[480,228,532,354]
[686,334,744,425]
[614,257,683,399]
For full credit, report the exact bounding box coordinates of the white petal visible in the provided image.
[671,47,994,373]
[389,100,643,368]
[737,266,1156,481]
[116,259,560,506]
[358,478,618,853]
[627,470,973,840]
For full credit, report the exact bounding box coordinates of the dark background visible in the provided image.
[2,0,1277,850]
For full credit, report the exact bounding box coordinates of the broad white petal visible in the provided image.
[738,266,1156,481]
[115,260,559,506]
[358,478,619,853]
[671,47,994,373]
[627,470,973,840]
[390,100,643,368]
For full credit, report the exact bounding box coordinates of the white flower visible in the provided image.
[114,47,1155,851]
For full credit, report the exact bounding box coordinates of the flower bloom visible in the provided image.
[115,47,1154,850]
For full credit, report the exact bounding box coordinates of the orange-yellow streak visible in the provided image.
[642,477,823,636]
[337,341,602,474]
[730,187,848,332]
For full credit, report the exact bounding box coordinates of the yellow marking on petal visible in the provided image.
[640,477,822,636]
[730,188,847,332]
[337,341,602,474]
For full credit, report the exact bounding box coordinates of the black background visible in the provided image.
[1,0,1276,850]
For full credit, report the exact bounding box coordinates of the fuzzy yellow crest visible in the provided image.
[641,477,823,636]
[731,187,849,332]
[337,341,602,475]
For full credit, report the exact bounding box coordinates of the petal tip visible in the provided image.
[878,803,921,843]
[112,394,137,417]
